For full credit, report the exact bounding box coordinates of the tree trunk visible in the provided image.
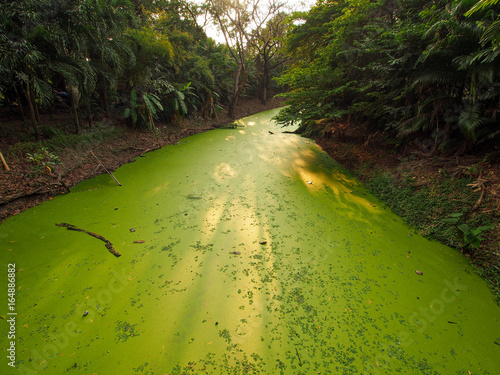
[263,61,270,105]
[228,64,241,119]
[201,93,213,119]
[86,98,93,129]
[70,86,81,134]
[99,72,109,115]
[14,85,25,121]
[33,93,41,125]
[228,63,246,119]
[23,83,40,141]
[256,55,265,104]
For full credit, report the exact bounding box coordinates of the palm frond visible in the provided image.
[458,105,483,142]
[32,76,53,106]
[397,116,431,138]
[413,70,462,87]
[465,0,500,16]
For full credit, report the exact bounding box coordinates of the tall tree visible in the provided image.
[0,0,60,140]
[254,11,288,104]
[207,0,285,118]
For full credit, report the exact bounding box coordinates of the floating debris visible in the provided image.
[83,311,89,317]
[133,240,145,244]
[184,194,203,200]
[259,241,267,245]
[130,228,136,232]
[230,251,241,255]
[415,270,423,275]
[295,347,303,366]
[56,223,121,257]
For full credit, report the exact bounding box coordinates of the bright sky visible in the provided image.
[198,0,317,44]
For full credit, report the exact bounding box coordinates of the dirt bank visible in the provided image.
[0,98,283,221]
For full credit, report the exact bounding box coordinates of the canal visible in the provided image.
[1,108,499,374]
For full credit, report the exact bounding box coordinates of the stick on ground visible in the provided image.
[90,151,122,186]
[0,151,10,171]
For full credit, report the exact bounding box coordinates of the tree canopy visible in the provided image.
[275,0,500,155]
[2,0,499,156]
[0,0,258,135]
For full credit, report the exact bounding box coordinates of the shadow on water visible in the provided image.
[1,108,500,374]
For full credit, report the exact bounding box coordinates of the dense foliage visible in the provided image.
[2,0,498,154]
[0,0,285,139]
[276,0,500,155]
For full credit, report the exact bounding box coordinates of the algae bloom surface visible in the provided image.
[1,108,500,374]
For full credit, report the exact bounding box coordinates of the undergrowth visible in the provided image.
[8,122,122,157]
[360,168,500,302]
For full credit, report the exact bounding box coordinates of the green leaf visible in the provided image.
[180,100,188,115]
[475,225,493,232]
[130,88,137,105]
[143,95,156,115]
[176,91,185,101]
[466,233,481,248]
[457,224,470,235]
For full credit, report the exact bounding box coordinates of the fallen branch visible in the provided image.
[468,172,489,210]
[295,347,303,367]
[90,151,122,186]
[472,187,486,211]
[0,183,65,206]
[139,146,161,157]
[0,151,9,171]
[55,223,121,257]
[364,130,380,147]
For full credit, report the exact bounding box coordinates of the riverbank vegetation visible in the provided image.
[0,0,288,212]
[0,0,288,141]
[276,0,499,300]
[1,0,499,298]
[276,0,500,155]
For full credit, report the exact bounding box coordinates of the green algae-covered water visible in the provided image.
[1,108,500,374]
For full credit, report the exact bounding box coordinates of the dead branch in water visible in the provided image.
[55,223,121,257]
